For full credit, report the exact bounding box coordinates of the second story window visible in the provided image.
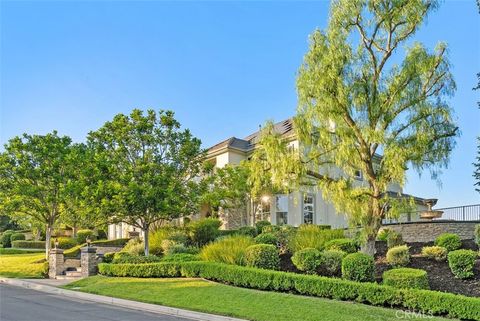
[354,169,363,180]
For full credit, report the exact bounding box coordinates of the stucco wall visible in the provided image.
[382,221,479,242]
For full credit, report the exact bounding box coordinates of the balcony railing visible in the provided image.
[383,204,480,224]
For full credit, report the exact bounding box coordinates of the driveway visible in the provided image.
[0,284,193,321]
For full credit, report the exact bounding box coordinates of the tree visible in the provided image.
[199,163,252,228]
[0,132,77,258]
[254,0,458,255]
[88,109,203,255]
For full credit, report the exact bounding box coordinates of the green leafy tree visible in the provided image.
[87,109,203,255]
[200,163,252,227]
[253,0,458,255]
[0,132,77,258]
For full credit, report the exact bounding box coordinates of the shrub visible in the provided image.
[189,218,221,247]
[435,233,461,252]
[255,221,271,235]
[255,233,278,246]
[376,228,392,242]
[76,229,97,244]
[276,225,296,254]
[103,252,115,263]
[342,252,375,282]
[244,244,279,270]
[97,230,108,240]
[10,233,26,242]
[386,231,404,248]
[290,225,344,252]
[319,250,346,277]
[324,238,357,253]
[1,230,15,248]
[161,253,199,262]
[261,225,281,234]
[63,238,130,258]
[149,227,186,255]
[200,235,255,265]
[421,246,447,262]
[475,224,480,247]
[237,226,257,237]
[112,252,162,264]
[122,238,145,255]
[383,268,429,289]
[11,240,46,249]
[164,243,199,256]
[448,249,477,279]
[386,245,410,267]
[291,248,322,274]
[98,261,480,321]
[52,237,78,249]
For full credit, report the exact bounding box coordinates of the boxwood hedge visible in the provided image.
[98,261,480,320]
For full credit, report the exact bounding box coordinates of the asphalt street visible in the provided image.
[0,284,193,321]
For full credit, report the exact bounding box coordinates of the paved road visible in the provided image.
[0,284,192,321]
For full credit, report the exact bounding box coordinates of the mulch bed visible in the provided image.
[375,240,480,297]
[279,240,480,297]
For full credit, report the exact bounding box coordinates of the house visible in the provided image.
[108,118,429,239]
[200,118,429,229]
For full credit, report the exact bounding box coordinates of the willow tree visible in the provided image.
[0,132,78,259]
[256,0,459,254]
[88,109,203,255]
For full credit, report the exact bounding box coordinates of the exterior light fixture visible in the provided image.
[54,238,59,249]
[261,195,270,204]
[86,237,91,247]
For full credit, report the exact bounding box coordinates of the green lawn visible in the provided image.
[0,253,46,278]
[65,276,451,321]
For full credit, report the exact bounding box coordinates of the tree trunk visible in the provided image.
[143,226,149,256]
[45,224,53,260]
[72,226,77,238]
[360,235,376,256]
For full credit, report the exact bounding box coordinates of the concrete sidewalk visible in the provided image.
[0,277,247,321]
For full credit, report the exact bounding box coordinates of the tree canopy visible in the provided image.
[87,109,204,255]
[0,132,79,258]
[252,0,459,254]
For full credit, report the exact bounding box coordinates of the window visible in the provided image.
[354,169,363,180]
[303,195,315,224]
[275,195,288,225]
[255,201,271,222]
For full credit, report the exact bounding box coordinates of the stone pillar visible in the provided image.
[81,247,98,277]
[48,248,65,279]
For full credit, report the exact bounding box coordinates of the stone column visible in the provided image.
[48,248,65,279]
[81,247,98,277]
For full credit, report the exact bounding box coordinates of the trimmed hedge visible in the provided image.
[98,261,480,320]
[64,238,130,258]
[383,268,429,289]
[52,237,78,249]
[254,233,278,245]
[10,233,26,242]
[291,248,322,274]
[435,233,461,252]
[76,229,97,244]
[342,252,375,282]
[448,249,477,279]
[386,245,410,267]
[421,246,447,262]
[11,240,46,249]
[1,230,15,248]
[244,244,279,270]
[112,252,162,264]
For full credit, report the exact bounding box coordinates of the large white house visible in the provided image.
[108,118,428,239]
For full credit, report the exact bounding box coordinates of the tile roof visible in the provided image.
[207,118,294,153]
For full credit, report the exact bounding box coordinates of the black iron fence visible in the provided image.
[384,204,480,224]
[433,204,480,221]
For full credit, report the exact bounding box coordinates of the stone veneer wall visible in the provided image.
[382,220,479,243]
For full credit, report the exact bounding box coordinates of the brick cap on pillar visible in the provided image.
[81,246,97,253]
[49,248,64,254]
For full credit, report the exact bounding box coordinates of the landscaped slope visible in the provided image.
[65,276,450,321]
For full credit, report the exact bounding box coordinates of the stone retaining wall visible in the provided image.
[382,220,479,243]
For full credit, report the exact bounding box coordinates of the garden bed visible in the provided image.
[374,240,479,297]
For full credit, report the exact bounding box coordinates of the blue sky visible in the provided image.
[1,0,479,208]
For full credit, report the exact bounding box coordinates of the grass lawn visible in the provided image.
[65,276,450,321]
[0,253,46,278]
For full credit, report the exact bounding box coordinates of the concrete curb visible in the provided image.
[0,278,247,321]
